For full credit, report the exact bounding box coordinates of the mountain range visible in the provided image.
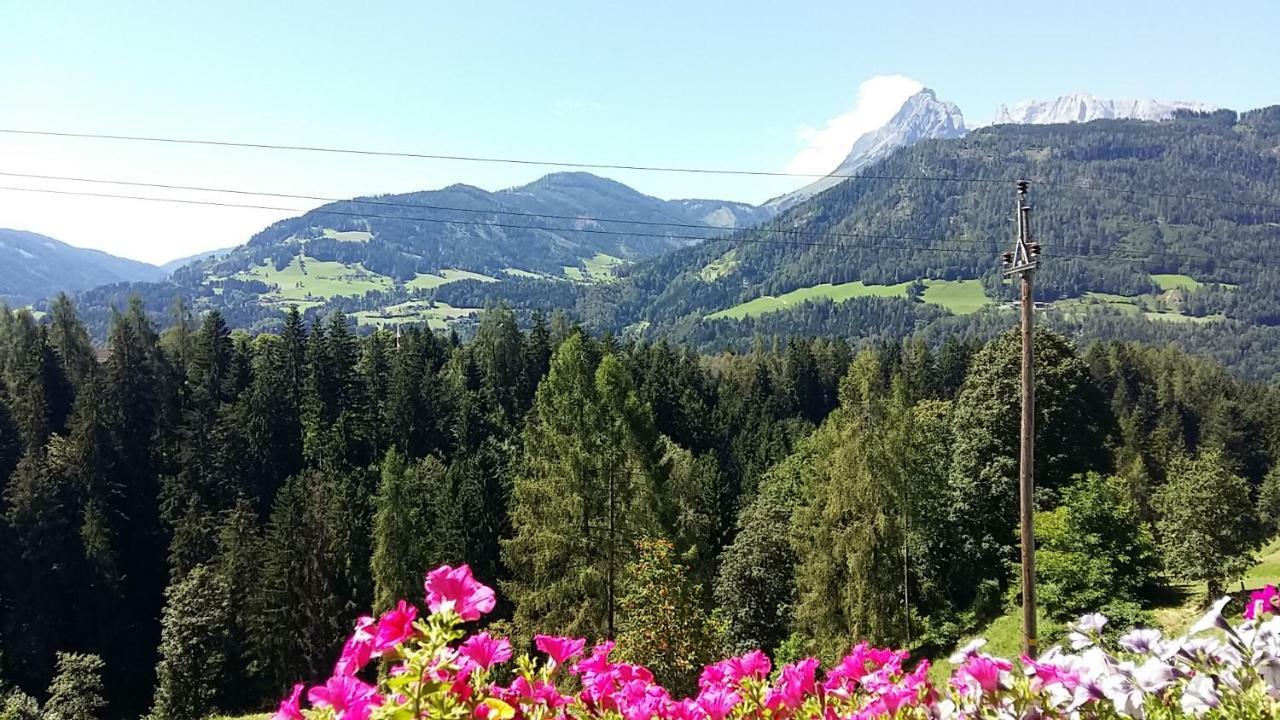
[12,86,1280,381]
[992,92,1217,125]
[0,228,166,303]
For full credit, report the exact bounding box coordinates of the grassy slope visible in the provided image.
[934,537,1280,681]
[706,279,988,320]
[406,269,497,291]
[353,301,479,330]
[698,249,740,281]
[320,229,373,243]
[233,255,392,302]
[1151,273,1202,291]
[565,252,625,283]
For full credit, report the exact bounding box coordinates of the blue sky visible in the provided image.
[1,1,1277,264]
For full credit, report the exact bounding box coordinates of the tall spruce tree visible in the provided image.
[503,335,663,640]
[370,450,460,611]
[148,565,232,720]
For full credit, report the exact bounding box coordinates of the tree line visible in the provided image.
[0,296,1277,718]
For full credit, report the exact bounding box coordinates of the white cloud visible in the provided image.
[783,74,924,175]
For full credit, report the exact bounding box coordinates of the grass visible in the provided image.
[233,255,392,302]
[705,279,989,320]
[1151,273,1202,291]
[1245,537,1280,589]
[920,280,989,315]
[583,252,624,281]
[320,228,373,243]
[698,249,740,281]
[1141,312,1222,324]
[936,536,1280,680]
[405,269,497,292]
[502,267,543,279]
[563,253,625,283]
[353,301,480,330]
[1052,290,1222,324]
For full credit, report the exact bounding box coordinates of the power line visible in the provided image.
[5,127,1280,211]
[0,127,1005,184]
[1034,179,1280,212]
[2,182,1274,270]
[0,169,992,246]
[0,184,991,252]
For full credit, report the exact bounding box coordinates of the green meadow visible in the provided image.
[705,279,989,320]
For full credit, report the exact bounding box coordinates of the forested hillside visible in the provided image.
[0,228,165,303]
[36,108,1280,388]
[1,299,1276,718]
[42,172,771,341]
[583,106,1280,326]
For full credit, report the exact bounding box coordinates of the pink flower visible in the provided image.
[1245,585,1279,620]
[460,632,513,670]
[727,649,772,681]
[532,680,572,708]
[535,634,587,664]
[271,683,305,720]
[307,674,382,720]
[372,600,418,654]
[334,616,376,677]
[697,686,741,720]
[669,698,703,720]
[955,655,1011,695]
[766,657,819,712]
[425,564,496,621]
[701,650,771,690]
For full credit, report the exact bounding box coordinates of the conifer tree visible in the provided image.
[371,450,460,611]
[503,336,662,640]
[253,469,367,685]
[42,652,106,720]
[148,565,231,720]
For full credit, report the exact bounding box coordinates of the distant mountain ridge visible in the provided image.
[992,92,1217,125]
[0,228,165,303]
[768,88,967,212]
[224,171,776,280]
[160,246,238,274]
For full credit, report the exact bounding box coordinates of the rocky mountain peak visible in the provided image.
[767,87,967,211]
[992,92,1217,125]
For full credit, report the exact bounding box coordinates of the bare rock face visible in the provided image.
[992,92,1216,125]
[767,88,966,212]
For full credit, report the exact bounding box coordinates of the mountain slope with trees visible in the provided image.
[0,228,165,303]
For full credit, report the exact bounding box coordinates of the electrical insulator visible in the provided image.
[1002,252,1014,265]
[1029,244,1041,257]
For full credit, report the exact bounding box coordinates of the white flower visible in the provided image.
[1070,613,1108,650]
[1133,657,1175,693]
[1179,673,1219,717]
[1188,597,1232,637]
[1256,656,1280,694]
[948,637,987,664]
[1075,612,1109,634]
[1120,628,1165,656]
[1101,666,1146,719]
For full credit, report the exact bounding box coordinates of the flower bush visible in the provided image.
[272,565,1280,720]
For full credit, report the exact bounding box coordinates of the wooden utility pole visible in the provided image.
[1003,180,1040,656]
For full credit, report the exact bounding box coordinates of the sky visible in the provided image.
[1,1,1278,265]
